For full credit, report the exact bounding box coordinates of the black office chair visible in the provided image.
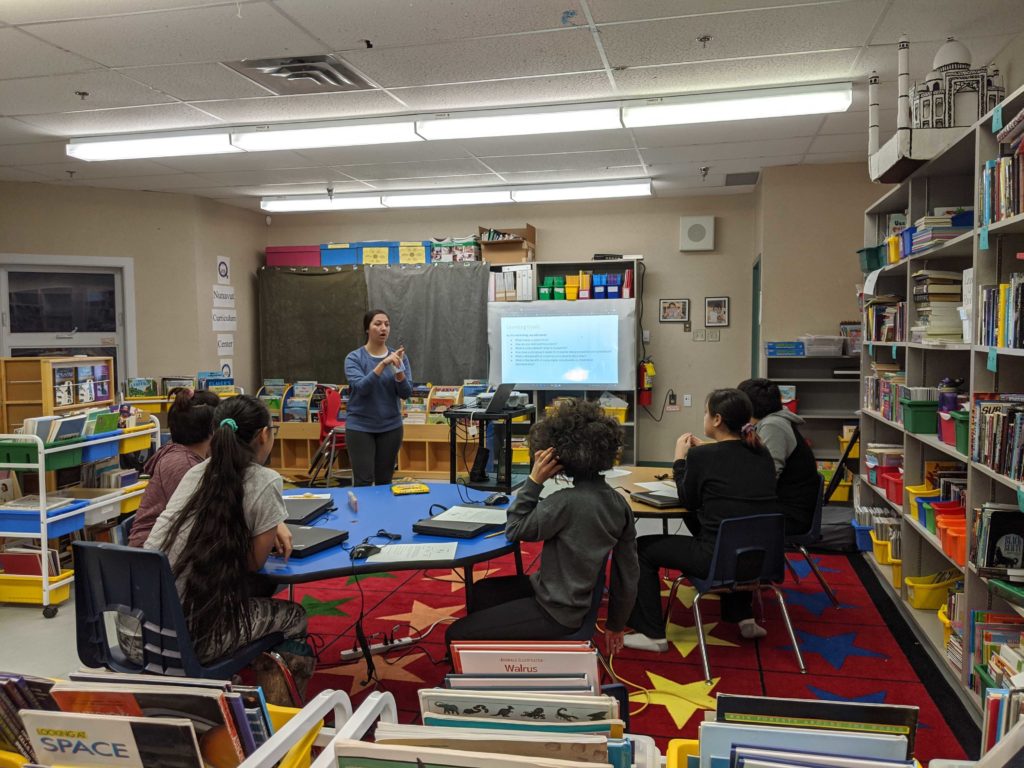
[666,513,806,684]
[73,541,289,681]
[784,475,839,607]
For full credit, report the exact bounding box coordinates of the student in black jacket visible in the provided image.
[624,389,777,652]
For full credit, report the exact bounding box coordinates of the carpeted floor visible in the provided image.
[295,546,977,765]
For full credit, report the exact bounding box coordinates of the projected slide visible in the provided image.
[501,314,619,385]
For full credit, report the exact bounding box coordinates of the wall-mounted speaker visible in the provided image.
[679,216,715,251]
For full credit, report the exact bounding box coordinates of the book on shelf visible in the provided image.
[449,641,601,693]
[0,470,20,503]
[443,672,593,692]
[970,393,1024,480]
[0,547,61,577]
[83,409,119,437]
[46,414,88,443]
[161,377,195,395]
[418,688,618,723]
[0,495,76,512]
[334,739,613,768]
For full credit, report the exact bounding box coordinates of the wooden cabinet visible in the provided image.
[0,356,115,433]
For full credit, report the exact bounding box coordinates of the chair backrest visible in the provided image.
[562,554,610,641]
[73,541,205,678]
[319,386,344,439]
[806,473,826,539]
[705,514,787,587]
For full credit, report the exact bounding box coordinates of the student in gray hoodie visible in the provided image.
[738,379,820,535]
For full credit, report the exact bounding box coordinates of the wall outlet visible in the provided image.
[668,392,677,406]
[683,394,692,407]
[468,425,479,438]
[694,329,706,341]
[642,329,651,343]
[666,391,680,411]
[707,329,721,342]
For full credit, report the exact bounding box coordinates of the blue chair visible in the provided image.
[73,541,285,680]
[785,475,839,607]
[562,554,610,641]
[667,514,806,684]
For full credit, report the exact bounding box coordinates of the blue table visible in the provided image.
[261,483,522,606]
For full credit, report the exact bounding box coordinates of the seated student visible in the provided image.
[445,399,638,654]
[624,389,777,652]
[128,388,219,547]
[145,395,305,664]
[737,378,820,536]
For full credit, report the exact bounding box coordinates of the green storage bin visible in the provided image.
[900,398,938,434]
[922,502,936,534]
[538,286,553,300]
[858,245,885,273]
[0,438,84,471]
[951,410,969,455]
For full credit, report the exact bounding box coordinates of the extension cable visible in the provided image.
[339,636,414,662]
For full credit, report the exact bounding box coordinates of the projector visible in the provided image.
[507,391,530,408]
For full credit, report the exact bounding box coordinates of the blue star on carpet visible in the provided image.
[781,588,856,617]
[808,684,887,703]
[780,630,886,670]
[786,555,840,580]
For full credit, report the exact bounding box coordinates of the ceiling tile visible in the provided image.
[175,186,255,197]
[16,103,223,136]
[151,149,318,173]
[117,62,273,101]
[588,0,840,23]
[193,167,356,186]
[341,28,603,88]
[482,149,642,173]
[192,182,371,197]
[390,73,614,112]
[613,50,860,98]
[501,166,646,184]
[455,129,636,157]
[0,70,174,117]
[190,90,402,123]
[291,142,474,166]
[337,158,490,181]
[0,117,54,144]
[18,157,187,180]
[364,174,503,190]
[640,137,812,164]
[0,27,99,79]
[648,156,804,177]
[803,152,869,165]
[599,3,883,68]
[820,108,894,136]
[630,115,824,147]
[0,140,72,165]
[808,132,866,154]
[871,1,1024,45]
[0,0,249,24]
[75,172,218,190]
[651,174,726,192]
[26,3,326,67]
[274,0,585,50]
[0,166,50,181]
[856,35,1013,81]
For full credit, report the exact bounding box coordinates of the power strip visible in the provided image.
[339,636,414,662]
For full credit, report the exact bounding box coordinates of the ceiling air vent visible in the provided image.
[725,171,760,187]
[224,55,373,95]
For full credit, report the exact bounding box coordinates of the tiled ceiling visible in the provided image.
[0,0,1020,210]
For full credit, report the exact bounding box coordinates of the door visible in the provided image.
[751,256,762,377]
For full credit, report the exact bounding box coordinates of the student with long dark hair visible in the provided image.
[129,388,219,547]
[625,388,777,652]
[344,309,413,486]
[446,399,638,653]
[145,395,306,662]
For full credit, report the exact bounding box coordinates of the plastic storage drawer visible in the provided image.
[870,530,893,564]
[851,519,872,551]
[799,335,846,356]
[119,425,152,453]
[952,410,969,454]
[0,439,83,471]
[120,481,149,514]
[899,399,939,434]
[0,499,89,537]
[0,569,73,606]
[938,412,956,445]
[81,430,122,463]
[905,573,959,610]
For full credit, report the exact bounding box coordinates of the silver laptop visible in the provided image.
[485,383,516,414]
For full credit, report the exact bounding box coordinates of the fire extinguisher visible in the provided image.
[638,359,655,407]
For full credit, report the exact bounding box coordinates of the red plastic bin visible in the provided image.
[938,411,956,445]
[883,473,904,505]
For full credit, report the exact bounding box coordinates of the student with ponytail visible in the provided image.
[624,388,777,652]
[145,395,306,663]
[129,388,219,547]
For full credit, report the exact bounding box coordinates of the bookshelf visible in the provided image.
[0,357,115,434]
[858,80,1024,721]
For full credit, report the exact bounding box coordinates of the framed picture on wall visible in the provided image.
[659,299,689,323]
[705,297,730,327]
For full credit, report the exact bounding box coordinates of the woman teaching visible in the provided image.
[344,309,413,486]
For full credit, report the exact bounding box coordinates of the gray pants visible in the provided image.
[346,426,403,486]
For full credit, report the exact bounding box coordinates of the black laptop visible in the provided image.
[287,526,349,558]
[484,383,516,414]
[629,490,680,509]
[282,496,334,525]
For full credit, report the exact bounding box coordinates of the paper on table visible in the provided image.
[637,481,677,496]
[433,505,507,525]
[600,468,631,479]
[366,542,458,563]
[284,493,332,500]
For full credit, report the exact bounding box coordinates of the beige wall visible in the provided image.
[995,29,1024,95]
[266,195,756,463]
[0,181,265,391]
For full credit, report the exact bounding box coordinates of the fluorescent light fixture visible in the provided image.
[511,179,652,202]
[382,189,513,208]
[622,82,853,128]
[66,130,239,161]
[232,118,422,152]
[260,194,384,212]
[415,104,622,140]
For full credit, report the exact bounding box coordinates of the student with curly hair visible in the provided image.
[128,388,219,547]
[625,388,777,652]
[445,398,639,652]
[145,395,306,662]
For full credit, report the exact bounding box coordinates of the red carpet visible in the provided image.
[295,548,971,764]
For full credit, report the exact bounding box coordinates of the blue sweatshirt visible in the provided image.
[343,346,413,433]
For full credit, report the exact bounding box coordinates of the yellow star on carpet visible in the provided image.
[319,652,427,696]
[379,600,464,632]
[429,567,502,592]
[629,671,719,729]
[665,617,738,658]
[661,578,718,609]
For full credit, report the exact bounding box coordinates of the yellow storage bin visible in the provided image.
[891,559,902,590]
[938,604,952,648]
[832,480,851,502]
[905,573,959,610]
[0,750,24,768]
[267,703,324,768]
[511,446,531,464]
[0,569,73,606]
[119,424,153,453]
[870,530,893,565]
[838,435,859,459]
[120,480,149,514]
[602,406,628,424]
[904,483,934,515]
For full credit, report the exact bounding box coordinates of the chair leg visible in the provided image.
[769,585,806,674]
[596,648,618,683]
[691,593,713,685]
[261,651,304,706]
[800,546,839,607]
[784,556,801,584]
[665,575,685,624]
[325,438,337,488]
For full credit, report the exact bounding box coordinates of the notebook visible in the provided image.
[629,490,680,508]
[286,525,349,558]
[282,495,334,524]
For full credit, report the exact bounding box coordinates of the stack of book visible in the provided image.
[910,215,971,253]
[911,269,963,342]
[865,295,906,342]
[970,393,1024,481]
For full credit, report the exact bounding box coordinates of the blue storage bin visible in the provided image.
[81,430,122,463]
[851,520,872,552]
[900,225,916,256]
[321,244,359,266]
[765,341,806,357]
[914,492,942,525]
[0,499,89,537]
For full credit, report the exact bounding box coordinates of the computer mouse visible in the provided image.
[484,492,510,506]
[350,543,381,560]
